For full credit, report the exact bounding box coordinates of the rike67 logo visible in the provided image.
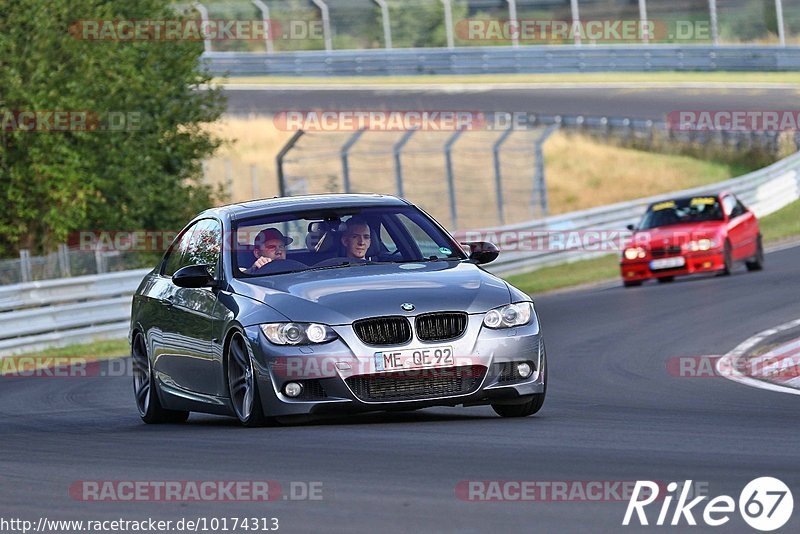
[623,478,793,531]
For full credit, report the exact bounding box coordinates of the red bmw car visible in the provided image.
[620,192,764,287]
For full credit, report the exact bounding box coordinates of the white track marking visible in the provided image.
[716,318,800,395]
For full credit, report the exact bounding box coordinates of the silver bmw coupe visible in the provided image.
[130,194,546,426]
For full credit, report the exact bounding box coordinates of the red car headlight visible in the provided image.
[684,238,718,252]
[624,247,647,260]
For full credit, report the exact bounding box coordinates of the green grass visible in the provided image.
[759,199,800,242]
[505,198,800,295]
[505,254,621,295]
[217,72,800,86]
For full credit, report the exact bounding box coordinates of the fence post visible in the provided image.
[533,124,560,217]
[708,0,719,45]
[58,244,71,278]
[193,3,212,53]
[393,129,416,198]
[311,0,333,51]
[19,249,32,283]
[775,0,786,47]
[250,164,260,198]
[94,247,106,275]
[570,0,581,45]
[493,128,514,226]
[224,159,234,199]
[341,128,367,194]
[440,0,455,49]
[252,0,274,54]
[276,131,305,197]
[444,129,465,229]
[373,0,392,49]
[638,0,649,44]
[506,0,519,48]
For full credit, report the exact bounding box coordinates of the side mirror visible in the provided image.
[461,241,499,265]
[626,224,636,231]
[173,264,215,288]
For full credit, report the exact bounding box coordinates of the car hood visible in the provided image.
[229,261,511,325]
[637,221,724,247]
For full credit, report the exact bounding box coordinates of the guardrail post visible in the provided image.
[570,0,581,45]
[19,249,32,283]
[341,128,367,194]
[638,0,649,44]
[444,129,465,229]
[393,129,416,198]
[57,244,71,278]
[250,164,260,198]
[252,0,274,54]
[193,3,213,53]
[708,0,719,45]
[775,0,786,47]
[533,124,559,217]
[506,0,519,48]
[441,0,455,49]
[493,128,514,225]
[311,0,333,51]
[373,0,392,49]
[276,130,305,197]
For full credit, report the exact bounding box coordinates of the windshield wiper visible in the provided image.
[302,261,379,272]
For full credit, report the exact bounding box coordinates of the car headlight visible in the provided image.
[684,238,718,252]
[260,323,337,345]
[483,302,537,330]
[624,247,647,260]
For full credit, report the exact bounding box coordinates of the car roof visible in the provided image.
[198,193,410,221]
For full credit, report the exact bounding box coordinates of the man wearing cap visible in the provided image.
[245,228,293,273]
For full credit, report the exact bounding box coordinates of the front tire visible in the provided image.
[491,357,547,418]
[132,333,189,424]
[226,331,269,427]
[746,235,764,271]
[623,280,642,288]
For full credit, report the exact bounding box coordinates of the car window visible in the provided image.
[232,205,466,277]
[639,197,724,230]
[730,197,746,218]
[721,195,737,217]
[163,219,221,277]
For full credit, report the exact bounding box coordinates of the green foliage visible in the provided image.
[0,0,226,258]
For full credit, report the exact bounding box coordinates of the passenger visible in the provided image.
[341,217,372,260]
[245,228,292,273]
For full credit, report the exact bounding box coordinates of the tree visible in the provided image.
[0,0,226,258]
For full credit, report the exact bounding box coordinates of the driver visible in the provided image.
[341,217,372,260]
[244,228,292,273]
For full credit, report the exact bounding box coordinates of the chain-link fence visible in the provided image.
[198,0,800,50]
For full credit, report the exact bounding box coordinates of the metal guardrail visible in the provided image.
[204,45,800,76]
[0,269,149,356]
[1,150,799,356]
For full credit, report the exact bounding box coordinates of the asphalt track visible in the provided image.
[2,245,799,533]
[223,85,800,119]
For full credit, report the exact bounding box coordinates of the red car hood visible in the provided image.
[635,221,724,248]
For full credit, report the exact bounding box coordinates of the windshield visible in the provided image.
[637,196,724,230]
[232,205,467,277]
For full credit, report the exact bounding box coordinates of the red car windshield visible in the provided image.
[638,197,724,230]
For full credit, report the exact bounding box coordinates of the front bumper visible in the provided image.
[620,250,726,282]
[243,316,546,417]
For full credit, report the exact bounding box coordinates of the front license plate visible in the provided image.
[650,257,685,270]
[374,346,454,372]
